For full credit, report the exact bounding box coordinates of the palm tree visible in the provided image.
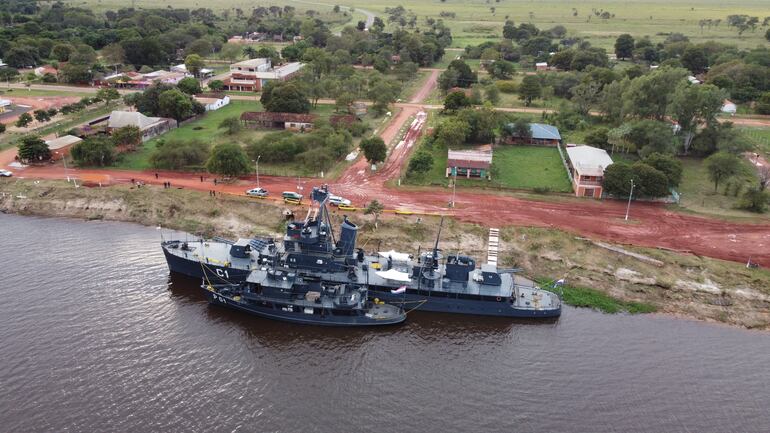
[243,46,257,59]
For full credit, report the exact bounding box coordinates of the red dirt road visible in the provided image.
[3,70,770,267]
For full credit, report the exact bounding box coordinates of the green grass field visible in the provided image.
[676,156,763,219]
[406,142,572,192]
[69,0,770,51]
[491,145,573,191]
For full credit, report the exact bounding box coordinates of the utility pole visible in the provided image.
[624,179,635,221]
[450,168,457,208]
[254,155,261,188]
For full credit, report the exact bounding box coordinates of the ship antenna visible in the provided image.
[432,216,444,268]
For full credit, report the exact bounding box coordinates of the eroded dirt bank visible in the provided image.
[2,180,769,329]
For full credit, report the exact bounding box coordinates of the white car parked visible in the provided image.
[0,169,13,177]
[245,187,269,197]
[328,195,351,207]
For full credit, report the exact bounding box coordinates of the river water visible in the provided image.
[0,214,768,433]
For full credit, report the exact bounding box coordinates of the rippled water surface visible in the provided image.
[1,214,769,433]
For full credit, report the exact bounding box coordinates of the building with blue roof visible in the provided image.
[503,122,562,146]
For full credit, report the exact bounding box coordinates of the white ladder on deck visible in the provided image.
[487,228,500,266]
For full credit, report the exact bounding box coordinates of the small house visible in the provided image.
[194,95,231,111]
[106,111,177,142]
[446,149,493,179]
[240,112,317,131]
[565,145,613,199]
[504,123,562,146]
[721,99,737,116]
[535,62,548,71]
[46,135,83,159]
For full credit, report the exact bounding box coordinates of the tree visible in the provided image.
[186,39,213,57]
[518,75,541,106]
[632,162,671,198]
[184,54,206,78]
[51,43,74,62]
[487,60,515,80]
[150,138,210,170]
[364,199,384,229]
[485,84,500,104]
[509,118,531,141]
[158,88,195,122]
[626,120,677,157]
[177,77,202,95]
[219,117,242,135]
[111,125,143,151]
[335,92,355,113]
[622,66,688,120]
[15,112,33,128]
[96,88,120,105]
[437,68,459,92]
[503,20,517,39]
[756,92,770,115]
[435,118,470,147]
[219,44,242,62]
[208,80,225,92]
[614,34,634,60]
[602,162,635,196]
[16,135,51,162]
[681,46,709,74]
[585,127,610,149]
[70,137,116,167]
[33,109,51,124]
[206,143,250,177]
[444,91,471,111]
[738,187,770,213]
[570,81,601,115]
[446,59,477,88]
[101,43,125,66]
[642,153,683,187]
[262,82,311,113]
[669,82,725,154]
[59,63,93,84]
[407,150,433,176]
[705,152,742,192]
[360,136,387,165]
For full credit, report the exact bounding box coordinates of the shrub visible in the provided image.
[70,137,116,166]
[149,138,210,170]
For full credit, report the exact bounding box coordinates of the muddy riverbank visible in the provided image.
[1,179,768,329]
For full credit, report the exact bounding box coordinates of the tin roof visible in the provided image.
[447,149,493,169]
[240,111,317,123]
[566,145,613,177]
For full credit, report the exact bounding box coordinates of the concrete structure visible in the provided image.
[34,65,58,77]
[240,112,317,131]
[224,59,304,92]
[504,123,562,146]
[46,135,83,159]
[194,95,231,111]
[171,64,214,78]
[446,149,493,179]
[106,111,177,142]
[721,99,737,116]
[565,145,614,199]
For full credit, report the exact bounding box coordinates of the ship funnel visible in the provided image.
[337,217,358,256]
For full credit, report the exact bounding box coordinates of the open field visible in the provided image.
[676,156,759,218]
[491,146,573,192]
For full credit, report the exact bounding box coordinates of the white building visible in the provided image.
[170,64,214,78]
[565,145,614,199]
[0,99,11,113]
[721,99,737,116]
[224,58,304,92]
[194,95,231,111]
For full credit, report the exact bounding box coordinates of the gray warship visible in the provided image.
[162,185,561,318]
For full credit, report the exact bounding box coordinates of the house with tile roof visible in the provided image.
[565,145,614,198]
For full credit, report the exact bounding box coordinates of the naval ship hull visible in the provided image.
[162,247,251,283]
[204,289,406,327]
[369,288,561,318]
[163,249,560,318]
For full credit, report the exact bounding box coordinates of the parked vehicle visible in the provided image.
[337,204,356,211]
[245,187,268,198]
[282,191,303,202]
[328,195,351,207]
[0,169,13,177]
